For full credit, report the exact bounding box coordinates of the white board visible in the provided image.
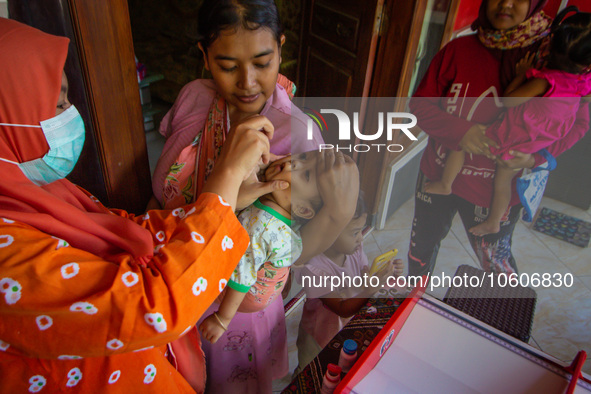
[352,298,590,394]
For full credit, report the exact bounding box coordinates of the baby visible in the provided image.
[168,150,360,392]
[199,151,326,343]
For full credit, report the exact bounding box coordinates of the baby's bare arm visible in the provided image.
[503,53,548,107]
[503,78,549,107]
[199,287,247,343]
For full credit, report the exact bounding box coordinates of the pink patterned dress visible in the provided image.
[487,68,591,160]
[157,76,323,393]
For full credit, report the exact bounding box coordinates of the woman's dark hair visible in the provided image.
[548,6,591,74]
[198,0,283,51]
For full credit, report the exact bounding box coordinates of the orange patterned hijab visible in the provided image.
[0,18,154,263]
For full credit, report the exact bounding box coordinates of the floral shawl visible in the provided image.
[162,75,296,209]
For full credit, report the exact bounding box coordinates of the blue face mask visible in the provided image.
[0,105,85,186]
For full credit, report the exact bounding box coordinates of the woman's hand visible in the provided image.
[235,153,289,211]
[459,124,498,158]
[202,115,273,210]
[316,150,360,222]
[220,115,275,180]
[496,150,535,170]
[294,150,360,266]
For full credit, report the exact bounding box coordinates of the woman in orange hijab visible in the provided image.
[0,17,272,392]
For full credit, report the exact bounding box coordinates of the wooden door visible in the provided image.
[297,0,384,99]
[358,0,459,225]
[297,0,384,153]
[296,0,460,221]
[8,0,152,214]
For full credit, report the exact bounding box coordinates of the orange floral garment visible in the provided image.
[0,192,248,393]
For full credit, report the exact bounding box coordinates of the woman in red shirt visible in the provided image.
[408,0,589,275]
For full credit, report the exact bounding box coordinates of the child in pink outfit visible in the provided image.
[292,196,403,370]
[152,1,361,392]
[426,9,591,235]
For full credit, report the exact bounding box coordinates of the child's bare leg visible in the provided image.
[425,150,464,195]
[470,166,515,236]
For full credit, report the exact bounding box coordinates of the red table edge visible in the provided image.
[334,278,590,393]
[567,350,588,394]
[336,277,428,394]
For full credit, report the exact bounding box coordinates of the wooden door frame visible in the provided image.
[8,0,152,214]
[440,0,462,50]
[359,0,461,221]
[66,0,152,213]
[358,0,427,218]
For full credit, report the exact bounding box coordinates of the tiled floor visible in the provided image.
[362,195,591,376]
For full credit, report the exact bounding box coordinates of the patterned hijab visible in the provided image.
[0,18,154,264]
[473,0,552,87]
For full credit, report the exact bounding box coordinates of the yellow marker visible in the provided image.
[369,249,398,275]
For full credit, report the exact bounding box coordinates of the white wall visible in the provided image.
[0,1,8,19]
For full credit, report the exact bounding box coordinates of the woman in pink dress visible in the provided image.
[426,8,591,235]
[153,1,360,393]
